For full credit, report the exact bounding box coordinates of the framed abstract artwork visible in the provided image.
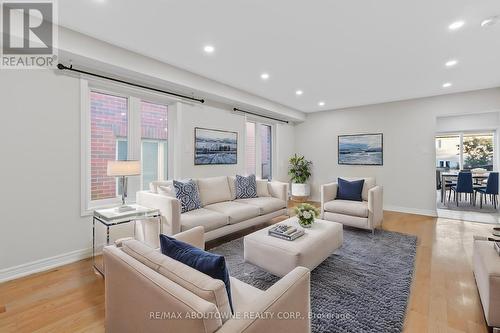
[338,133,383,165]
[194,127,238,165]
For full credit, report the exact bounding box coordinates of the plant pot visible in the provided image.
[298,218,314,228]
[291,183,310,197]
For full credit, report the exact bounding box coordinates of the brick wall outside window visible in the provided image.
[90,92,128,200]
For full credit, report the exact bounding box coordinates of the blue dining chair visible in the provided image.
[450,172,474,206]
[475,172,499,209]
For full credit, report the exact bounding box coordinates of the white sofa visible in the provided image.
[136,176,289,247]
[320,177,383,232]
[104,227,311,333]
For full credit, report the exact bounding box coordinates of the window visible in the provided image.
[245,121,273,180]
[141,100,168,190]
[435,132,495,170]
[463,133,494,170]
[90,92,128,201]
[245,122,256,175]
[435,135,460,169]
[84,82,170,212]
[260,124,272,180]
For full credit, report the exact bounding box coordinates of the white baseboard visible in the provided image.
[0,248,93,283]
[383,205,437,217]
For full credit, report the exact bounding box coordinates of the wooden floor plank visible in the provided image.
[0,209,495,332]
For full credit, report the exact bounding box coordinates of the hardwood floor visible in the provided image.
[0,210,495,333]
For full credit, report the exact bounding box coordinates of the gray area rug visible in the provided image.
[210,227,417,333]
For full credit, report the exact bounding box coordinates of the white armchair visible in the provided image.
[320,177,383,232]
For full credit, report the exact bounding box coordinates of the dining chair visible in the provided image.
[475,172,499,209]
[450,172,474,206]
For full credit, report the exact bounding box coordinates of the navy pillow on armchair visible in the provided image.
[337,178,365,201]
[159,234,233,313]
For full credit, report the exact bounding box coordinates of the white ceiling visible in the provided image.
[59,0,500,113]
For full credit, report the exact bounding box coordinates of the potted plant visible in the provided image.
[288,154,312,198]
[295,203,320,228]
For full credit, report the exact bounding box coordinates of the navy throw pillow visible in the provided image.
[159,234,233,313]
[337,178,364,201]
[236,174,257,199]
[173,179,202,213]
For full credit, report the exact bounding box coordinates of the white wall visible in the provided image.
[295,88,500,215]
[0,70,90,273]
[173,103,246,179]
[436,111,500,133]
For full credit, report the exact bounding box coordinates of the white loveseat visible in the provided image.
[320,177,383,232]
[104,227,311,333]
[136,176,289,247]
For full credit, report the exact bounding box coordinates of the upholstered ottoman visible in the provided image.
[473,240,500,330]
[244,217,343,277]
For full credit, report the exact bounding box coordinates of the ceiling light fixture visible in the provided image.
[448,20,465,30]
[295,90,303,96]
[442,82,452,88]
[445,59,458,67]
[481,16,499,27]
[203,45,215,54]
[260,73,269,80]
[318,101,325,107]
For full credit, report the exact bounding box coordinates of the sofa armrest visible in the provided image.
[172,226,205,250]
[368,185,383,229]
[135,191,181,248]
[218,266,311,333]
[268,181,289,202]
[320,182,338,217]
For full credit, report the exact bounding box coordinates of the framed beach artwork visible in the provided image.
[338,133,383,166]
[194,127,238,165]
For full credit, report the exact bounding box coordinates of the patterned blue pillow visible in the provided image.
[173,179,202,213]
[236,174,257,199]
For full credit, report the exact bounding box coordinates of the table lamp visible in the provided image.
[107,160,141,212]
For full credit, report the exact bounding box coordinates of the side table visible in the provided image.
[92,204,161,276]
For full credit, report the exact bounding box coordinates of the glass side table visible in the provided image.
[92,204,161,276]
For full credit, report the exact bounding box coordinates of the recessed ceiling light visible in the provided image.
[318,101,325,107]
[203,45,215,54]
[445,59,458,67]
[442,82,452,88]
[260,73,269,80]
[481,16,499,27]
[448,20,465,30]
[121,112,126,116]
[295,90,303,96]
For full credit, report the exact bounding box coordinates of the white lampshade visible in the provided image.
[107,160,141,177]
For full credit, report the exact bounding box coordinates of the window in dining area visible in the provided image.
[435,132,495,171]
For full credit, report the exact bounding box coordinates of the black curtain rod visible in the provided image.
[233,108,289,124]
[57,63,205,104]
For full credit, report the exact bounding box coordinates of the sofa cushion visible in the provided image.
[197,176,232,206]
[340,177,376,201]
[160,234,233,313]
[236,174,257,199]
[323,199,369,218]
[205,201,261,224]
[256,180,270,197]
[229,276,264,311]
[180,208,229,232]
[337,178,364,201]
[235,197,286,215]
[121,239,232,322]
[174,179,202,213]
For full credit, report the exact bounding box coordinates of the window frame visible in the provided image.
[81,79,174,215]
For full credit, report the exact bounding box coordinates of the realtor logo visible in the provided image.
[1,0,58,68]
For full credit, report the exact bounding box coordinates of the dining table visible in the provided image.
[440,172,489,203]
